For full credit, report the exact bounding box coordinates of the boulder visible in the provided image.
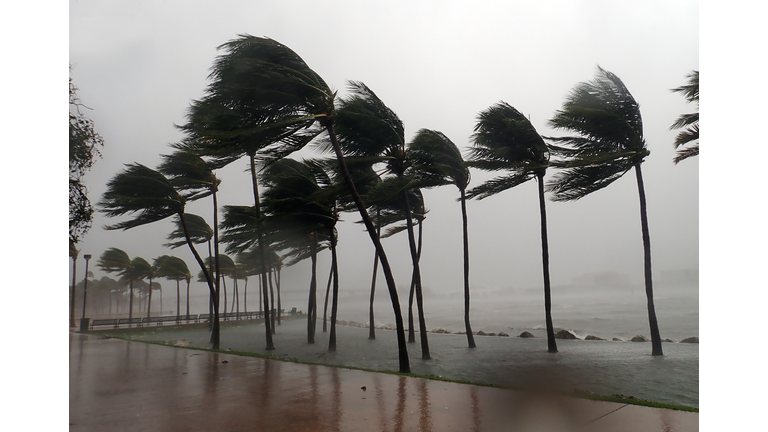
[487,332,497,336]
[431,328,449,334]
[663,338,675,343]
[612,337,623,342]
[519,331,535,338]
[680,337,699,344]
[476,330,487,336]
[555,330,578,340]
[497,332,510,337]
[585,335,605,341]
[630,335,649,342]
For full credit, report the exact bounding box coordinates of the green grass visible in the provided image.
[96,332,698,413]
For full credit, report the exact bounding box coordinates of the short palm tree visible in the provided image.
[96,248,140,322]
[410,128,477,349]
[165,213,216,319]
[670,70,699,164]
[99,163,221,348]
[131,257,153,318]
[154,255,191,318]
[547,66,663,355]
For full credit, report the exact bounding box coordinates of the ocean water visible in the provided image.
[129,281,698,409]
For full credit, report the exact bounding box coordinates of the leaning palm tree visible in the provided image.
[154,255,191,318]
[465,104,558,353]
[670,70,699,164]
[131,257,153,318]
[183,35,409,371]
[98,163,221,348]
[96,248,140,323]
[165,213,214,317]
[410,128,477,349]
[547,66,663,355]
[70,239,79,327]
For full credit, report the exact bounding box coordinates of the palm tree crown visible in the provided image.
[670,70,699,164]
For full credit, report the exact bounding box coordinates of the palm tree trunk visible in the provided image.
[276,268,281,325]
[147,276,153,320]
[244,277,248,313]
[212,188,222,341]
[128,279,134,324]
[268,271,276,334]
[208,240,214,328]
[259,275,263,313]
[179,211,220,349]
[403,191,430,360]
[70,257,77,327]
[328,226,340,351]
[326,125,410,373]
[635,164,663,355]
[186,279,191,317]
[408,273,416,343]
[249,153,275,350]
[308,232,318,344]
[176,280,181,318]
[235,278,240,314]
[460,189,476,348]
[537,175,557,353]
[322,264,333,332]
[368,211,381,340]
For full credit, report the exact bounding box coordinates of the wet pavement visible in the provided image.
[69,332,698,431]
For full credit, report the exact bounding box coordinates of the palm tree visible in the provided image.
[96,248,141,323]
[154,255,191,318]
[464,104,558,353]
[159,149,223,325]
[70,239,79,327]
[98,163,221,348]
[217,254,237,316]
[184,35,409,371]
[335,81,431,359]
[670,70,699,164]
[165,214,213,317]
[409,128,477,349]
[131,257,153,318]
[547,66,663,355]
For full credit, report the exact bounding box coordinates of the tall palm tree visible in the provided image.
[670,70,699,164]
[184,35,409,371]
[70,239,79,327]
[547,66,663,355]
[409,128,477,349]
[217,254,237,315]
[334,80,431,359]
[465,104,558,353]
[98,163,221,348]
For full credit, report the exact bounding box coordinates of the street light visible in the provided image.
[80,254,92,331]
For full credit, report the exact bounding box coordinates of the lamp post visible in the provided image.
[80,254,92,331]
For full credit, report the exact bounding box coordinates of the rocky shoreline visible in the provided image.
[334,319,699,344]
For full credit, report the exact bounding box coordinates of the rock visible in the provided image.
[497,332,509,337]
[612,337,623,342]
[663,338,675,343]
[555,329,578,340]
[630,335,649,342]
[487,332,497,336]
[431,328,449,334]
[476,330,487,336]
[585,335,605,341]
[680,337,699,344]
[519,331,535,338]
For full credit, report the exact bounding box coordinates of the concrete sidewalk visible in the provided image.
[69,332,698,431]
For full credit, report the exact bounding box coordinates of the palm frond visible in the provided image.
[409,129,469,191]
[164,213,213,248]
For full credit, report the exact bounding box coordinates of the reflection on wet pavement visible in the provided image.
[70,333,698,431]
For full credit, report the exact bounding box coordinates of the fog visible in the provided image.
[68,1,698,314]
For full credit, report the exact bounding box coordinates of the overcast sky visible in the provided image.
[66,0,701,304]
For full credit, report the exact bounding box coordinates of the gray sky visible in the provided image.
[68,0,699,302]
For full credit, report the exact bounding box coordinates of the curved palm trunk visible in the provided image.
[208,240,214,328]
[403,192,430,360]
[368,212,381,340]
[326,125,410,372]
[250,153,275,350]
[460,189,476,348]
[186,279,191,317]
[635,164,663,355]
[212,188,222,342]
[308,232,318,344]
[322,265,333,332]
[328,226,340,351]
[176,280,181,318]
[408,273,416,343]
[180,211,220,349]
[268,271,275,334]
[536,174,557,353]
[70,257,77,327]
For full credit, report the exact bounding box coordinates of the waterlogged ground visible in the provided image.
[114,317,698,409]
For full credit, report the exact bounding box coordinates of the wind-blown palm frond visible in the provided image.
[158,147,221,201]
[131,257,152,281]
[165,214,213,249]
[546,67,649,201]
[670,70,699,164]
[99,163,186,230]
[154,255,191,281]
[97,248,132,279]
[409,129,470,191]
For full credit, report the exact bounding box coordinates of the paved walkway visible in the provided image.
[69,332,698,431]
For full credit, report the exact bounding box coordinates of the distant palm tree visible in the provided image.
[217,254,237,316]
[410,129,477,349]
[465,104,558,353]
[154,255,191,318]
[670,70,699,164]
[97,248,141,323]
[131,257,153,318]
[165,213,215,318]
[70,239,79,327]
[547,66,663,355]
[98,163,221,348]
